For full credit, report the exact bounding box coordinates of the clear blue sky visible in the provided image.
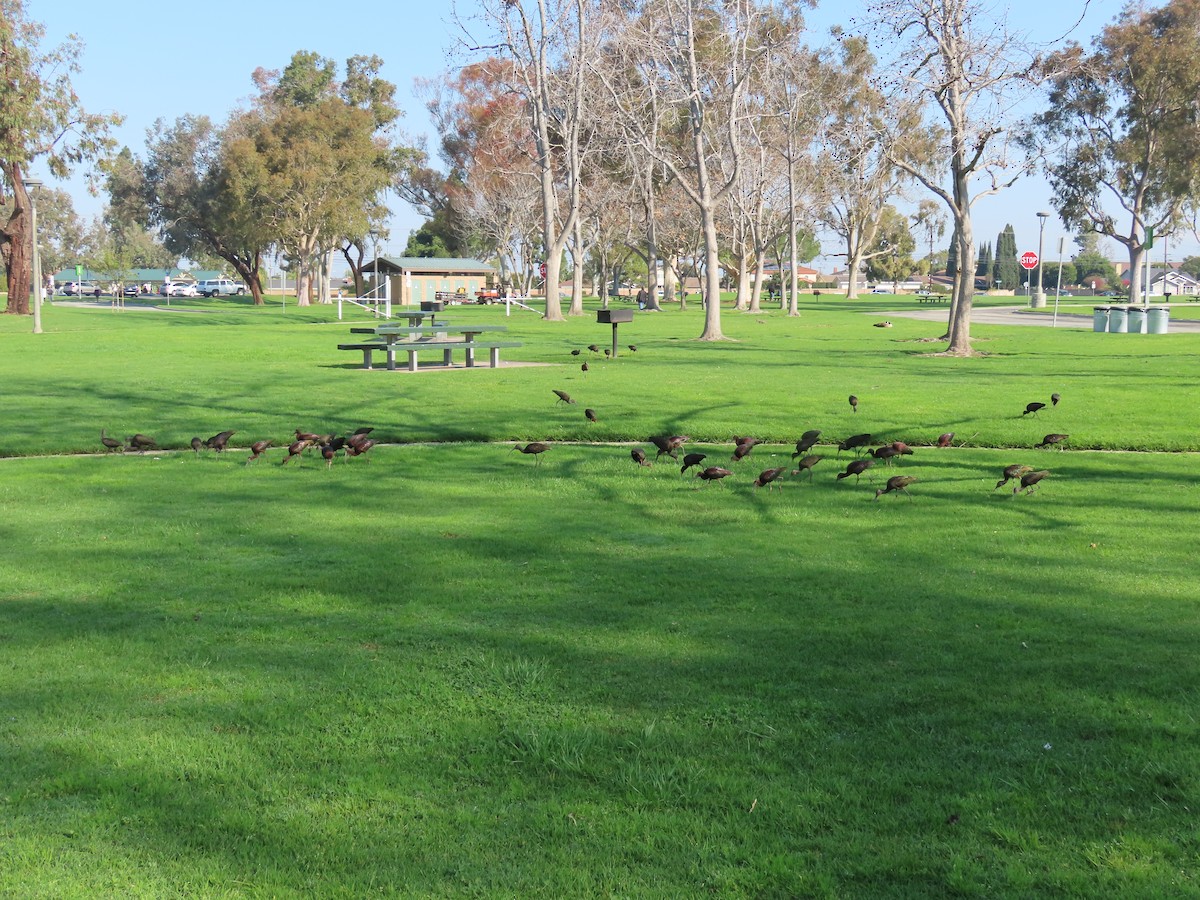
[32,0,1189,265]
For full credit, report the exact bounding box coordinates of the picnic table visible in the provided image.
[339,321,519,371]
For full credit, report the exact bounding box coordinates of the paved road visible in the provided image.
[885,304,1200,333]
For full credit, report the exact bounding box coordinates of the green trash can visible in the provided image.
[1108,305,1128,333]
[1092,306,1110,332]
[1127,306,1147,333]
[1147,306,1170,334]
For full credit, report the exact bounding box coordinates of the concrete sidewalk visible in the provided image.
[884,304,1200,333]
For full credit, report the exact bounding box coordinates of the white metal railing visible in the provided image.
[337,281,392,320]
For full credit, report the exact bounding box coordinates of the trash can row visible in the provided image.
[1093,306,1170,334]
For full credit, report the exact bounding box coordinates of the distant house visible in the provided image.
[759,263,819,285]
[1148,268,1200,297]
[360,257,498,305]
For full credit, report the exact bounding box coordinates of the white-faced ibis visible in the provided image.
[587,344,600,354]
[871,445,899,465]
[836,458,874,483]
[680,452,707,475]
[281,439,310,466]
[1036,433,1068,449]
[1051,392,1061,406]
[1014,469,1050,495]
[553,390,575,405]
[581,362,589,374]
[731,442,754,463]
[890,441,913,456]
[205,430,236,453]
[247,440,272,464]
[733,436,759,448]
[513,442,549,465]
[570,349,581,356]
[352,427,374,436]
[100,429,123,452]
[295,429,322,443]
[585,408,598,423]
[873,321,892,328]
[791,455,822,480]
[631,448,651,467]
[128,434,157,452]
[628,345,637,352]
[849,394,858,413]
[837,433,872,456]
[650,435,687,460]
[754,467,787,490]
[696,466,733,484]
[875,475,918,500]
[345,438,375,462]
[604,348,611,358]
[793,430,821,457]
[321,442,339,468]
[995,464,1033,490]
[936,432,955,448]
[1022,402,1046,417]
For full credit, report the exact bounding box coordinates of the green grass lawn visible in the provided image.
[0,296,1197,896]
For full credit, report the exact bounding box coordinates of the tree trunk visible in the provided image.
[698,202,725,340]
[2,174,32,316]
[568,217,585,315]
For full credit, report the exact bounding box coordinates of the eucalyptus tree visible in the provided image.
[466,0,601,320]
[0,0,120,314]
[815,32,928,300]
[594,0,775,340]
[869,0,1040,354]
[1028,0,1200,302]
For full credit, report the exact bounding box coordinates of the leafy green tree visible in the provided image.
[945,223,961,281]
[994,225,1019,290]
[976,243,992,278]
[1072,249,1117,289]
[1029,0,1200,301]
[0,0,121,314]
[1180,256,1200,280]
[404,224,453,258]
[864,206,916,287]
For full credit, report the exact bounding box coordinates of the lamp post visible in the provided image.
[1034,211,1050,308]
[24,178,44,334]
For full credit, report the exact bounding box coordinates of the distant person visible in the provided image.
[636,287,647,310]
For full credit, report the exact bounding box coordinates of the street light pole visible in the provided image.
[1034,211,1050,308]
[24,178,44,334]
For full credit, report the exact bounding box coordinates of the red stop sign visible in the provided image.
[1019,251,1039,270]
[539,262,547,278]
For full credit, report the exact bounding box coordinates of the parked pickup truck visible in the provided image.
[196,278,246,297]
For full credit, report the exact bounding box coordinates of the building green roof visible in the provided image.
[365,257,497,275]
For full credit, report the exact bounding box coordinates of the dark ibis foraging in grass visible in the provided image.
[936,432,955,448]
[321,443,339,468]
[281,439,310,466]
[205,430,236,453]
[696,466,733,484]
[295,429,322,443]
[873,321,892,328]
[247,440,272,464]
[581,362,589,374]
[875,475,918,500]
[585,408,598,423]
[836,458,874,483]
[995,464,1033,490]
[587,344,600,355]
[837,433,872,456]
[190,437,204,454]
[345,438,375,462]
[1036,433,1068,449]
[100,429,123,452]
[570,349,581,356]
[553,389,576,405]
[1051,392,1061,406]
[650,435,687,460]
[680,452,707,475]
[849,394,858,413]
[628,345,637,352]
[1022,402,1046,417]
[793,430,820,457]
[754,467,787,490]
[1014,469,1050,495]
[731,442,755,463]
[631,448,652,467]
[791,455,822,480]
[871,445,900,465]
[513,442,550,465]
[128,434,157,452]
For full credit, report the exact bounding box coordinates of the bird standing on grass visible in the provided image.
[585,408,598,423]
[1036,433,1068,449]
[875,475,918,500]
[628,345,638,353]
[696,466,733,484]
[849,394,859,413]
[281,439,310,466]
[128,434,157,452]
[793,430,820,456]
[680,452,707,475]
[553,390,576,405]
[581,362,589,374]
[631,448,652,467]
[1022,402,1046,417]
[100,430,123,452]
[837,433,872,456]
[247,440,272,464]
[205,430,236,453]
[513,442,549,465]
[995,464,1033,490]
[836,459,874,483]
[1051,392,1061,406]
[1014,470,1050,495]
[936,432,955,448]
[791,455,822,480]
[345,438,375,462]
[754,467,787,490]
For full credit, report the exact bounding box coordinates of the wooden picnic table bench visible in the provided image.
[916,293,948,304]
[339,323,517,371]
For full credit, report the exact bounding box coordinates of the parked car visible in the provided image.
[870,286,893,294]
[63,281,102,297]
[123,284,141,298]
[195,278,246,297]
[168,282,198,297]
